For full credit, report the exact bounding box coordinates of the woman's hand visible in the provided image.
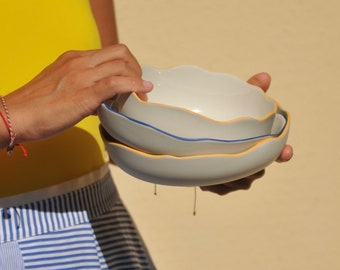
[3,44,153,144]
[200,72,293,195]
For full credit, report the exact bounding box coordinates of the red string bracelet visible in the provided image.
[0,96,27,157]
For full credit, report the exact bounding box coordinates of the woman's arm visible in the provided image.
[89,0,119,47]
[0,106,10,150]
[0,45,153,150]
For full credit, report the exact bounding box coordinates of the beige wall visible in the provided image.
[112,0,340,269]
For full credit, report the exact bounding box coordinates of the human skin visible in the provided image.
[0,44,153,148]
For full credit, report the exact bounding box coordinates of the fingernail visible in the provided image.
[142,80,153,90]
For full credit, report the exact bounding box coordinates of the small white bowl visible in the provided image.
[121,65,277,121]
[99,101,286,155]
[101,110,290,187]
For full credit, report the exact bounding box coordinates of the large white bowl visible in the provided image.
[101,110,290,187]
[119,65,277,122]
[99,101,286,155]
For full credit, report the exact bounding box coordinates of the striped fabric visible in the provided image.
[0,171,155,270]
[19,223,103,269]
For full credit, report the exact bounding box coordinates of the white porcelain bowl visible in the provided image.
[113,93,277,140]
[101,110,290,187]
[99,101,286,155]
[120,65,277,121]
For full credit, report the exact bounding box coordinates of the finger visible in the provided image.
[91,75,153,102]
[247,72,271,92]
[200,181,252,196]
[200,185,232,195]
[85,59,140,83]
[276,144,293,162]
[200,170,265,195]
[136,92,148,101]
[90,44,141,75]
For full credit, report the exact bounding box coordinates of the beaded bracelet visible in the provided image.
[0,95,27,157]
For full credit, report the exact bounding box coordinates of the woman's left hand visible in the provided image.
[200,72,293,195]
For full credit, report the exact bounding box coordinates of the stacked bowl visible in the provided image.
[98,65,290,187]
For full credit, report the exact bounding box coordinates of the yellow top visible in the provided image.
[0,1,108,197]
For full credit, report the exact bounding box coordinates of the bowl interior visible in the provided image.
[139,65,276,121]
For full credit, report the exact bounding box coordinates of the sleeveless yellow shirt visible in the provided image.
[0,1,108,197]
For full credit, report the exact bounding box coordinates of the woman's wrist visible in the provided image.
[0,101,11,150]
[0,95,27,156]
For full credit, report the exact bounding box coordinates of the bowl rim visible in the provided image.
[102,109,291,158]
[129,91,278,124]
[108,94,279,130]
[101,102,286,143]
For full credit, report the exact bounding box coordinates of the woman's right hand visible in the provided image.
[1,44,153,146]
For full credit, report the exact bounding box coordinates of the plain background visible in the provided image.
[110,1,340,269]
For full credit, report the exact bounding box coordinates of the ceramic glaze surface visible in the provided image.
[139,65,276,121]
[113,93,277,140]
[101,110,290,186]
[99,102,286,156]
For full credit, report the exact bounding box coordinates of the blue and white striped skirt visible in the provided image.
[0,164,155,270]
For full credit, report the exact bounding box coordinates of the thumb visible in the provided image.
[247,72,271,92]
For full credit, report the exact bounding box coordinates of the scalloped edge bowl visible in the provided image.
[120,65,277,122]
[99,101,286,155]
